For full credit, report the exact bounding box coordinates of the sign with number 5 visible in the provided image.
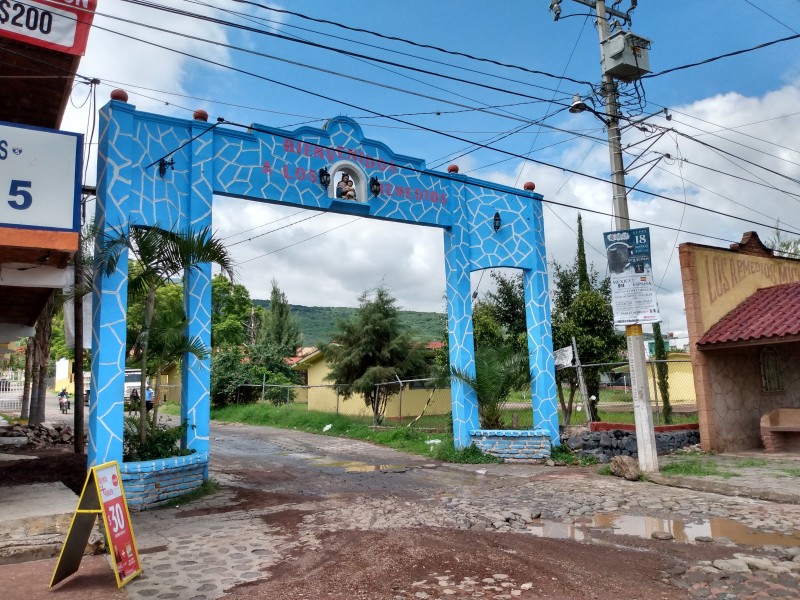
[0,120,81,232]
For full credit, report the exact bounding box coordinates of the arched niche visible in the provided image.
[328,160,367,202]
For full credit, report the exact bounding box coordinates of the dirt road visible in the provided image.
[196,423,799,599]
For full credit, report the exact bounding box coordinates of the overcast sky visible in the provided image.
[60,0,800,339]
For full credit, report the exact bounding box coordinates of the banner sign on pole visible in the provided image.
[51,460,142,589]
[0,0,97,56]
[553,345,574,369]
[603,227,660,326]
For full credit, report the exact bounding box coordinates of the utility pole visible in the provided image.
[594,0,629,229]
[553,0,658,473]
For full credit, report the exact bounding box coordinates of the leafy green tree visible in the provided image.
[211,274,256,348]
[651,322,672,424]
[551,216,624,423]
[484,271,527,352]
[97,225,234,443]
[471,300,505,349]
[259,279,302,356]
[143,284,209,426]
[323,286,427,425]
[209,340,298,407]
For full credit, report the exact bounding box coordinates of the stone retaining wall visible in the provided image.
[121,452,207,510]
[564,429,700,462]
[470,429,551,462]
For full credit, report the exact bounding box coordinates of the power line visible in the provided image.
[226,0,596,87]
[643,32,800,79]
[10,5,798,241]
[219,118,800,242]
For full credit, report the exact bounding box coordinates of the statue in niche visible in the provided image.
[336,172,356,200]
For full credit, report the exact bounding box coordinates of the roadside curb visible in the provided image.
[648,473,800,505]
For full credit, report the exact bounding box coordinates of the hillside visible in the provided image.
[253,301,446,346]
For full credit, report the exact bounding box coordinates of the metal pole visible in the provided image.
[572,337,591,424]
[261,373,266,402]
[395,374,403,421]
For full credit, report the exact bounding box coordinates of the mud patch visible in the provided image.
[260,509,311,532]
[222,526,703,599]
[177,487,317,518]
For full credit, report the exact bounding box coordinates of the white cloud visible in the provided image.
[63,5,800,336]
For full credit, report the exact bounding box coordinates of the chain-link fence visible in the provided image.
[232,378,453,427]
[555,359,698,426]
[226,360,697,430]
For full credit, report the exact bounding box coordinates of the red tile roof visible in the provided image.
[285,347,319,365]
[698,282,800,346]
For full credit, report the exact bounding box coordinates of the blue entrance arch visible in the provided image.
[89,92,557,479]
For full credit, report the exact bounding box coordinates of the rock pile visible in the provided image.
[0,423,74,449]
[564,428,700,462]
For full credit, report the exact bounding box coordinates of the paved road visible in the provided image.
[116,421,800,600]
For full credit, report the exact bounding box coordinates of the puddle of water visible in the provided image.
[526,513,800,547]
[316,460,408,473]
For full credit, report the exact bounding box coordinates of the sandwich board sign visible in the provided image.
[50,460,142,589]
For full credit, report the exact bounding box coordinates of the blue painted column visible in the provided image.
[181,115,214,467]
[524,234,558,445]
[89,99,135,467]
[444,195,479,449]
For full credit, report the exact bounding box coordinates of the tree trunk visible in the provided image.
[150,369,163,429]
[28,292,55,426]
[27,349,40,425]
[20,338,34,420]
[139,285,157,443]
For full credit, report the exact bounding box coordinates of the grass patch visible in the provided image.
[597,465,612,476]
[550,444,598,466]
[775,468,800,478]
[209,402,495,464]
[0,412,24,425]
[433,443,501,464]
[159,402,181,416]
[731,458,769,468]
[160,479,221,508]
[661,457,739,479]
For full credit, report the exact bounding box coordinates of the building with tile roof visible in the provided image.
[680,232,800,452]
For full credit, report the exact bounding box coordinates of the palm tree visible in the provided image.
[451,346,530,430]
[145,300,209,430]
[96,225,235,443]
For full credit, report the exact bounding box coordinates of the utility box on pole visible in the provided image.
[601,31,651,82]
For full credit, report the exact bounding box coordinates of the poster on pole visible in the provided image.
[553,346,574,369]
[50,460,142,589]
[603,227,660,326]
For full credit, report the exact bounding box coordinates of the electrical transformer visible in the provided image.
[601,31,652,82]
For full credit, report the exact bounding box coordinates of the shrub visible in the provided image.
[123,416,195,462]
